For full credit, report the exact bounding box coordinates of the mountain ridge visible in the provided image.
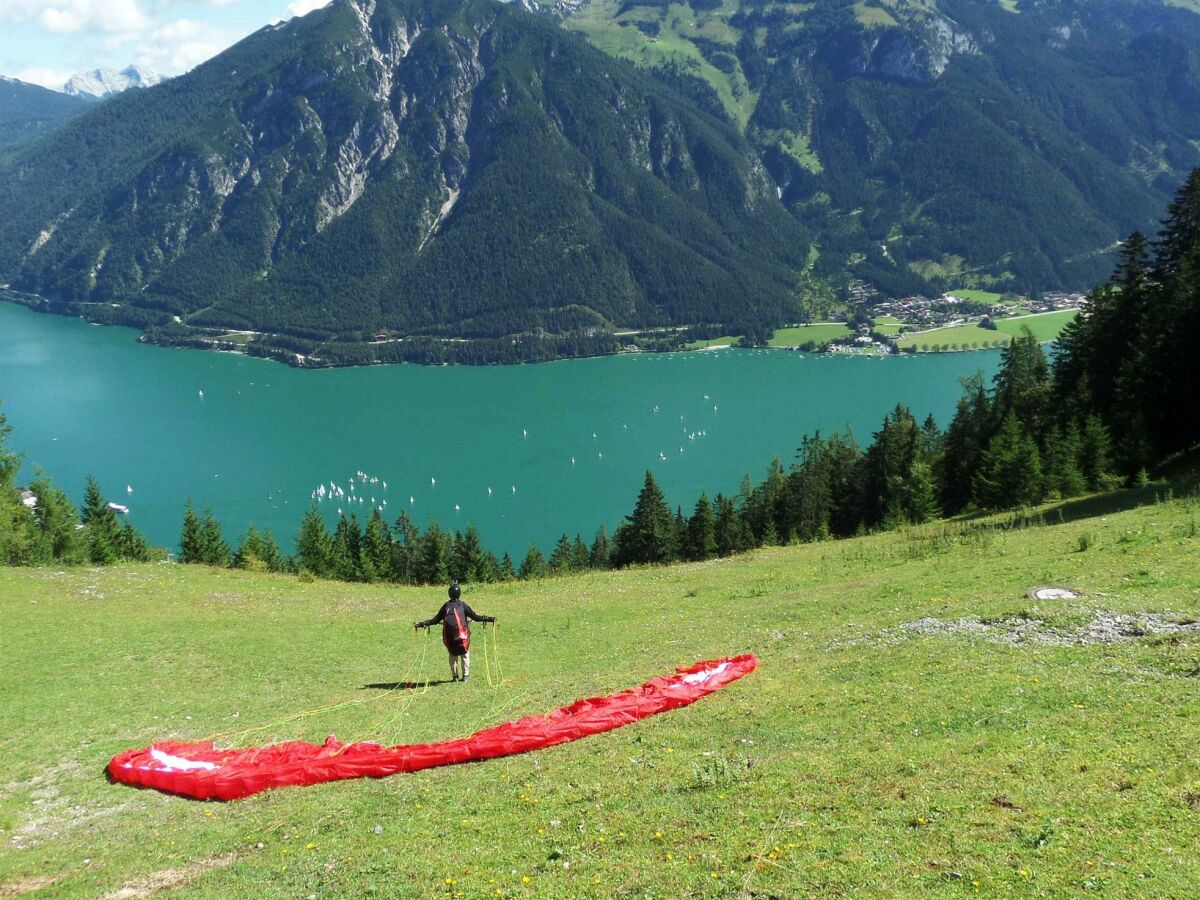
[0,0,812,363]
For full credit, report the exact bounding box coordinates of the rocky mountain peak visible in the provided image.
[63,65,162,101]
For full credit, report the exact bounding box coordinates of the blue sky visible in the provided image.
[0,0,330,90]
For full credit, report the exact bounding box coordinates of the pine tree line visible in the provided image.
[1053,169,1200,473]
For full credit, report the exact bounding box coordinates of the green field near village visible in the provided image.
[767,323,853,347]
[995,310,1081,342]
[3,477,1199,897]
[898,310,1080,352]
[872,315,904,336]
[683,334,741,350]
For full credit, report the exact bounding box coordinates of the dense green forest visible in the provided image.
[0,77,89,155]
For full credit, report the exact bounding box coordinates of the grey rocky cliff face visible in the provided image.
[860,14,979,83]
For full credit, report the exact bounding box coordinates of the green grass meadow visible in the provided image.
[683,335,741,350]
[767,323,852,347]
[949,290,1008,304]
[2,486,1200,897]
[897,324,1008,351]
[995,310,1080,342]
[898,311,1080,352]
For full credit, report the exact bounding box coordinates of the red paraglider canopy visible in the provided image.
[109,655,757,800]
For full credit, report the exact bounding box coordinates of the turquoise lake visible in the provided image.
[0,301,1001,557]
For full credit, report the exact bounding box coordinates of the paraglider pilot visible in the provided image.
[415,581,496,682]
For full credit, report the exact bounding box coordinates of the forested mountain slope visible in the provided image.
[0,78,90,154]
[0,0,811,351]
[560,0,1200,294]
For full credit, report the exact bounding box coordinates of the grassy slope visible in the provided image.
[2,486,1199,897]
[566,0,758,129]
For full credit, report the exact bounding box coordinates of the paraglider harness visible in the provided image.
[441,600,472,656]
[415,595,495,656]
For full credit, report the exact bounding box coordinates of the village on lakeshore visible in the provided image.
[682,286,1087,356]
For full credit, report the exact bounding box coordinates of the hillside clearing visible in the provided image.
[2,486,1199,896]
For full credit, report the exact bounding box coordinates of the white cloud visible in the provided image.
[0,0,265,83]
[0,1,38,25]
[10,67,76,91]
[4,0,150,34]
[133,18,237,74]
[286,0,330,18]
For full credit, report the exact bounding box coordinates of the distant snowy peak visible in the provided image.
[63,66,162,100]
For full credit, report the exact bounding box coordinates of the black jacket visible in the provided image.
[416,599,494,649]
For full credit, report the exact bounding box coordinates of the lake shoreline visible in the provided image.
[0,299,1003,556]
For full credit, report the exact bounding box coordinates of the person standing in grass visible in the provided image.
[414,581,496,682]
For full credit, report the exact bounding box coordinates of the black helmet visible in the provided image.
[448,581,461,600]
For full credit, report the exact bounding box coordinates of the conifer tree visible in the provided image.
[571,534,590,570]
[1043,423,1087,499]
[919,414,942,465]
[589,525,612,569]
[614,471,674,565]
[519,543,547,580]
[234,526,281,571]
[714,493,753,556]
[785,432,832,542]
[391,509,419,583]
[938,375,992,514]
[450,524,486,582]
[295,506,331,576]
[548,533,575,574]
[116,522,153,562]
[360,510,392,582]
[993,329,1051,437]
[673,506,688,558]
[499,551,517,581]
[82,476,120,565]
[480,550,501,583]
[331,514,362,581]
[199,507,231,567]
[27,474,82,564]
[972,414,1044,510]
[686,493,717,560]
[861,404,922,527]
[901,459,939,524]
[1134,172,1200,460]
[180,500,204,564]
[417,522,450,585]
[1079,414,1113,491]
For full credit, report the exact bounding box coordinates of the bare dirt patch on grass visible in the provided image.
[101,852,237,899]
[0,874,63,897]
[4,760,139,851]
